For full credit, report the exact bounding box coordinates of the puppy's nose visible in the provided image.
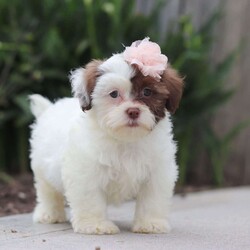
[126,108,140,119]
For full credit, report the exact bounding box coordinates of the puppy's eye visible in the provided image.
[143,88,152,97]
[109,90,119,98]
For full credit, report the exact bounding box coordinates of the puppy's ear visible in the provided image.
[161,65,184,114]
[70,60,103,111]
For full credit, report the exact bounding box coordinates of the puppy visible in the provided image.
[29,38,183,234]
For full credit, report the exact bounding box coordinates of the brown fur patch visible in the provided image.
[131,65,183,122]
[82,60,104,111]
[161,65,184,114]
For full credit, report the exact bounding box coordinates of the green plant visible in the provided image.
[0,0,245,186]
[0,0,85,173]
[161,14,247,186]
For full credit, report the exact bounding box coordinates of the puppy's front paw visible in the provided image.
[132,219,171,234]
[72,219,120,235]
[33,204,67,224]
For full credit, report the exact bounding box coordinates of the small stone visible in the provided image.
[18,192,27,200]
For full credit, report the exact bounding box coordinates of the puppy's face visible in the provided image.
[70,54,183,142]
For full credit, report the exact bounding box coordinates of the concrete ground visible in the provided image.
[0,187,250,250]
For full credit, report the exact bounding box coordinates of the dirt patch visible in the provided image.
[0,174,36,217]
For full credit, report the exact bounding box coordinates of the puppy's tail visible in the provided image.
[29,94,52,119]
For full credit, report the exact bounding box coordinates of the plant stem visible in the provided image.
[0,129,6,172]
[17,126,29,173]
[83,0,101,58]
[178,126,192,185]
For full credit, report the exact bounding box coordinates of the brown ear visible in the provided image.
[70,60,103,111]
[161,65,184,114]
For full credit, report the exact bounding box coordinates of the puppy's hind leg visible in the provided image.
[33,174,67,224]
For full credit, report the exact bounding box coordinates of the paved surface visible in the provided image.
[0,187,250,250]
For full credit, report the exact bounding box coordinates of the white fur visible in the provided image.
[70,67,88,108]
[30,54,178,235]
[99,53,135,79]
[29,94,52,119]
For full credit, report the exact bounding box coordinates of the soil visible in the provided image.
[0,174,36,217]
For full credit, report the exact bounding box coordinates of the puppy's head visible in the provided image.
[70,54,183,142]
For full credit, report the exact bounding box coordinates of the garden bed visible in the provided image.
[0,174,35,217]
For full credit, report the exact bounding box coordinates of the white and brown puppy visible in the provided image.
[29,39,183,235]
